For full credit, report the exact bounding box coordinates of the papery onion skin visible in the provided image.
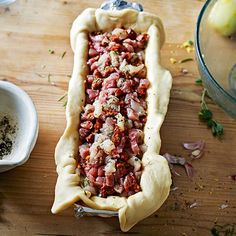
[182,140,205,151]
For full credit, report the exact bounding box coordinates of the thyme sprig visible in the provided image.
[195,78,203,85]
[57,93,68,108]
[199,88,224,138]
[211,223,235,236]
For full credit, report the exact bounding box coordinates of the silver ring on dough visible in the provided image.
[74,204,118,218]
[100,0,143,11]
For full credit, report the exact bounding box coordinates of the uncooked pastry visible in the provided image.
[51,8,173,232]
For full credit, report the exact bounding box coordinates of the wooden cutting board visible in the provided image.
[1,0,236,235]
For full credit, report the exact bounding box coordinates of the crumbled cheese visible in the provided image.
[111,28,128,40]
[94,133,107,143]
[103,96,120,112]
[127,64,144,75]
[104,159,116,174]
[116,113,125,131]
[120,61,144,76]
[170,58,177,64]
[97,53,109,71]
[191,149,201,157]
[93,99,102,118]
[109,51,119,67]
[100,139,115,154]
[180,40,194,53]
[89,142,99,160]
[100,123,114,137]
[117,77,125,88]
[119,59,128,72]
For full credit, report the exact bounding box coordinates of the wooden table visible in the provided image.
[1,0,236,235]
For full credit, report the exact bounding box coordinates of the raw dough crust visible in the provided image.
[51,8,172,232]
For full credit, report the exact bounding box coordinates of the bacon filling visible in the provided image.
[77,28,149,198]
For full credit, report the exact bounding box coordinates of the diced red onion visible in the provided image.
[189,202,198,209]
[229,175,236,181]
[170,186,179,191]
[163,153,186,165]
[184,162,194,179]
[169,163,181,176]
[182,140,205,151]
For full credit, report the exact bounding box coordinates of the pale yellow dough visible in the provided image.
[51,8,173,232]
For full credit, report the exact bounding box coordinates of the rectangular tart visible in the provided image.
[52,8,173,232]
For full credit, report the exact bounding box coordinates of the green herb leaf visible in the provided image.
[57,93,67,102]
[211,224,235,236]
[179,58,194,63]
[35,73,45,78]
[188,40,194,46]
[195,78,203,85]
[61,51,66,59]
[211,227,220,236]
[199,108,213,121]
[212,121,224,137]
[83,178,89,187]
[47,73,55,86]
[48,73,51,83]
[63,100,67,108]
[199,88,224,138]
[57,93,68,108]
[48,49,55,54]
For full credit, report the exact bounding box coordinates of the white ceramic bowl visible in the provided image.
[0,81,38,172]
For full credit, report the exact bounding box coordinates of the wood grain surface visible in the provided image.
[1,0,236,235]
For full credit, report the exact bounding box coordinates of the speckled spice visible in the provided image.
[0,114,17,159]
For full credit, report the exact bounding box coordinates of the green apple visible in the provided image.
[208,0,236,36]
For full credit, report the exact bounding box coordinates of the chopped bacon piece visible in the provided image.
[123,43,134,52]
[105,174,114,187]
[97,166,105,177]
[102,73,119,89]
[79,128,90,140]
[108,42,125,52]
[80,121,93,130]
[114,184,124,194]
[111,126,122,145]
[79,144,90,159]
[95,176,105,187]
[100,185,115,197]
[124,172,140,193]
[87,172,96,184]
[87,75,95,84]
[127,28,137,40]
[86,89,99,101]
[94,119,103,132]
[127,108,139,121]
[137,79,149,95]
[129,129,143,155]
[89,48,99,58]
[120,80,133,94]
[101,66,116,77]
[86,133,94,143]
[87,57,99,67]
[88,167,98,178]
[91,78,102,90]
[89,33,104,43]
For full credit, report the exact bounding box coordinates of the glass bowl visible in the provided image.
[195,0,236,118]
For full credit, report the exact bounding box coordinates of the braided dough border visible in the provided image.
[51,8,172,232]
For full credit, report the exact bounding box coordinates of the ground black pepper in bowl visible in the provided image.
[0,114,17,159]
